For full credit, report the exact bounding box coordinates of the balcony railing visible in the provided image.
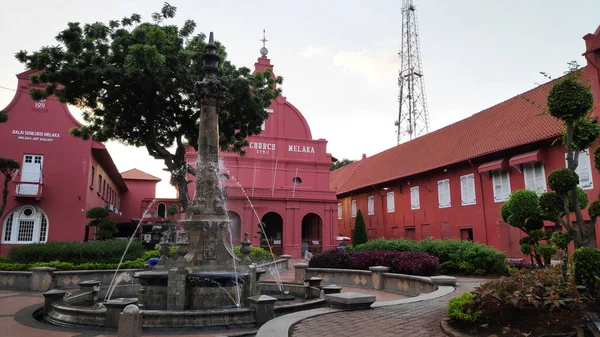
[13,181,43,199]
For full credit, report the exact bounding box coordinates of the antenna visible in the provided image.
[395,0,430,144]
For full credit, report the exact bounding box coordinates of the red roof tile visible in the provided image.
[121,168,162,181]
[335,66,596,195]
[330,160,363,191]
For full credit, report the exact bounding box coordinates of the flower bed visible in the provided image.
[308,249,439,276]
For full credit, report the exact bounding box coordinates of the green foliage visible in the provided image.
[330,158,356,172]
[567,186,589,211]
[520,243,532,255]
[562,116,600,151]
[7,241,144,264]
[470,266,584,313]
[547,77,594,122]
[573,247,600,294]
[536,244,558,264]
[167,204,179,215]
[550,232,572,251]
[0,258,148,271]
[539,191,564,220]
[0,111,20,219]
[503,190,539,229]
[447,293,482,322]
[595,147,600,173]
[85,206,110,219]
[353,238,506,275]
[352,210,368,245]
[85,206,117,240]
[548,168,579,195]
[0,111,7,123]
[14,3,282,212]
[0,158,20,172]
[233,246,275,263]
[589,200,600,217]
[500,200,511,223]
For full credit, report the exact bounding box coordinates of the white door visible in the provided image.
[19,155,43,195]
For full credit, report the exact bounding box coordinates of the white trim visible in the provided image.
[410,186,420,210]
[565,150,593,190]
[367,196,375,215]
[337,203,342,220]
[523,162,547,194]
[351,200,357,217]
[386,192,395,213]
[437,179,451,208]
[460,174,476,206]
[492,170,511,202]
[2,205,49,244]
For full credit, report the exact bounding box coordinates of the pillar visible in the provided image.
[30,267,55,291]
[369,266,390,290]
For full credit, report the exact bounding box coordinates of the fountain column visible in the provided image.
[180,32,232,272]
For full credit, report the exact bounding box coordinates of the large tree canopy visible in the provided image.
[0,111,20,219]
[15,3,282,210]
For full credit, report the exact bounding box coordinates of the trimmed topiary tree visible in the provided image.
[0,111,20,219]
[85,206,118,240]
[352,209,368,246]
[167,204,179,216]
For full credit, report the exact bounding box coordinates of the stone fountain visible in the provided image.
[134,32,250,311]
[38,33,327,332]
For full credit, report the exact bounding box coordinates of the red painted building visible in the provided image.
[332,25,600,258]
[181,48,338,258]
[0,71,159,255]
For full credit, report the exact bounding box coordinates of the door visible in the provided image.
[19,155,43,195]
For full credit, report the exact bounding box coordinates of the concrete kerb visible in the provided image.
[255,284,456,337]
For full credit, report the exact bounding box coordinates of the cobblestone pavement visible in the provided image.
[289,278,488,337]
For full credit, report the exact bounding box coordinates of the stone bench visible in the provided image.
[324,292,376,310]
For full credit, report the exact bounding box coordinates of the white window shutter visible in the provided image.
[524,164,535,191]
[410,187,420,210]
[533,163,545,192]
[368,196,374,215]
[501,171,510,200]
[337,203,342,220]
[387,192,395,212]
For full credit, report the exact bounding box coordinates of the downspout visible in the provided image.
[469,159,489,245]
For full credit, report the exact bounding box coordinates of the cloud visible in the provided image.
[301,46,326,58]
[332,48,400,88]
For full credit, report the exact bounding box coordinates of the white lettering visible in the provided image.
[249,141,276,154]
[13,129,59,142]
[287,144,316,153]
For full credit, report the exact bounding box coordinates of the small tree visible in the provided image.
[85,206,118,240]
[167,204,179,216]
[352,209,368,245]
[0,110,20,219]
[330,158,356,171]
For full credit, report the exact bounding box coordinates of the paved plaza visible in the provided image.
[0,263,487,337]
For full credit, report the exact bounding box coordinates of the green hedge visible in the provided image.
[573,247,600,295]
[0,258,148,271]
[7,241,145,264]
[349,238,506,275]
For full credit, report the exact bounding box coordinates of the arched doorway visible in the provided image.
[302,213,322,255]
[259,212,283,255]
[157,203,167,218]
[227,211,242,246]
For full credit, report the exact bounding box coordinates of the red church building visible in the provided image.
[182,46,339,258]
[331,25,600,258]
[0,71,160,255]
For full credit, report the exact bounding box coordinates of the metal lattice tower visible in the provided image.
[395,0,430,144]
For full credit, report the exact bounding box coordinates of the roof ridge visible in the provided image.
[336,159,365,191]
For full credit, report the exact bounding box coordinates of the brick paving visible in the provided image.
[289,278,487,337]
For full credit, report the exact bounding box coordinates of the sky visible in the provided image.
[1,0,599,198]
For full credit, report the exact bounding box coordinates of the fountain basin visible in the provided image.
[135,271,250,310]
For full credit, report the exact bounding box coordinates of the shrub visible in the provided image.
[589,199,600,217]
[352,210,368,245]
[547,77,594,122]
[567,186,589,211]
[308,249,354,270]
[573,247,600,295]
[447,293,482,322]
[0,258,148,271]
[351,238,422,253]
[233,246,275,263]
[471,266,584,313]
[7,241,144,264]
[539,191,564,220]
[506,259,538,270]
[349,250,399,270]
[393,251,439,276]
[548,168,579,195]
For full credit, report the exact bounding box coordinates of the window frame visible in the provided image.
[460,173,476,206]
[523,162,547,194]
[437,179,451,208]
[1,206,49,244]
[565,150,593,190]
[410,186,420,210]
[351,200,357,217]
[386,192,395,213]
[492,170,511,203]
[367,196,375,215]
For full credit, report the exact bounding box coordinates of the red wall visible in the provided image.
[121,180,157,221]
[337,141,600,258]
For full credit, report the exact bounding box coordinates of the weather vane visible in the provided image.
[260,29,269,57]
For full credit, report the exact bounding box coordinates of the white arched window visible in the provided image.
[2,206,49,244]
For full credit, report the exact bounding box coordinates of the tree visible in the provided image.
[522,62,599,248]
[15,3,282,212]
[352,209,368,245]
[330,158,356,172]
[85,206,118,240]
[0,110,20,219]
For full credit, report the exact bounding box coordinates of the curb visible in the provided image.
[440,318,476,337]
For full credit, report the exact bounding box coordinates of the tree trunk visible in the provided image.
[564,122,585,247]
[0,173,10,219]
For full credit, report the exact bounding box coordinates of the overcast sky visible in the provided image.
[1,0,599,198]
